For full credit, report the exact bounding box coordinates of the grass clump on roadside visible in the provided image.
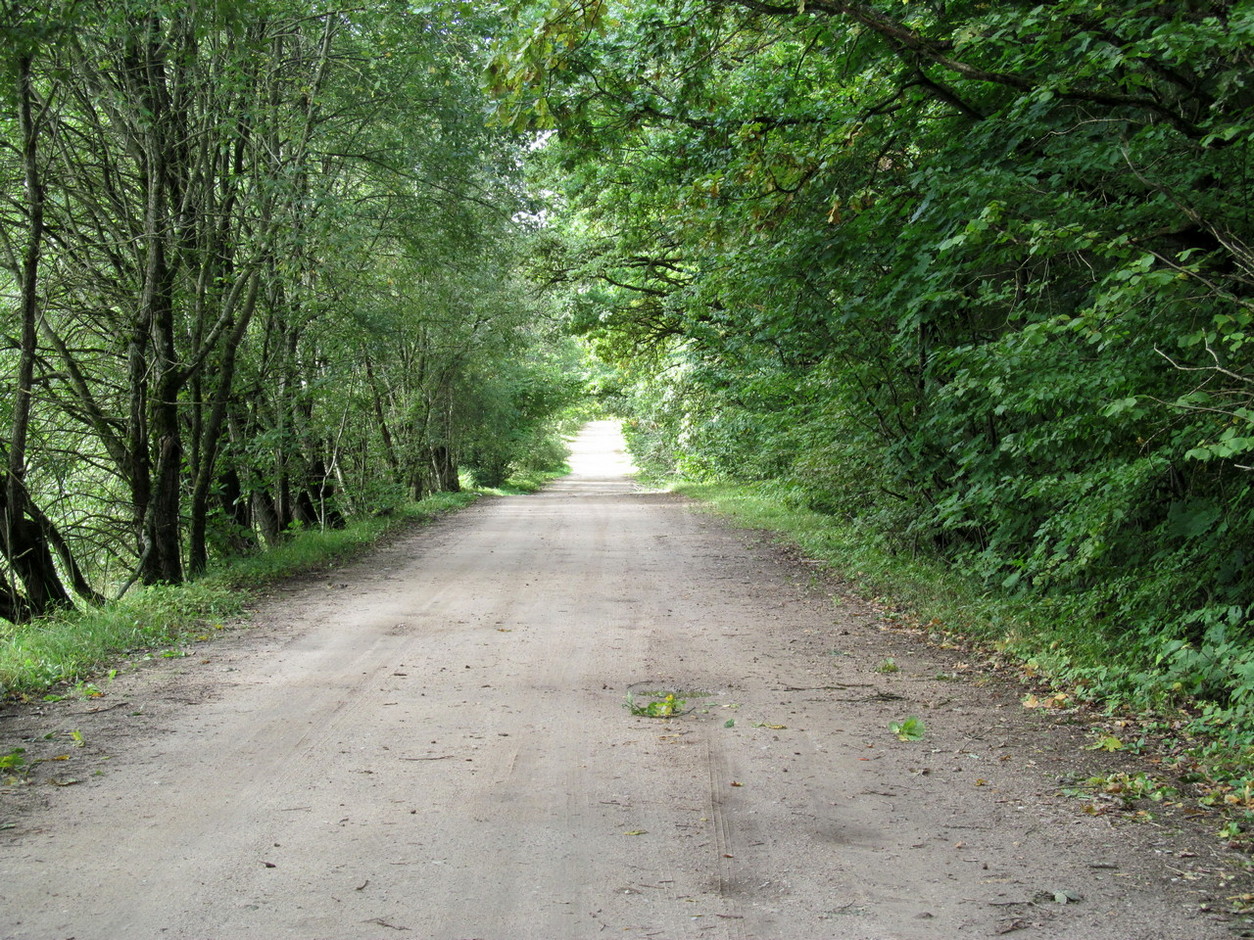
[0,491,480,701]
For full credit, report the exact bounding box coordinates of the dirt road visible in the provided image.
[0,421,1247,939]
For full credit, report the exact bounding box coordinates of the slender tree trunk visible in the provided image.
[10,52,40,513]
[136,188,184,583]
[130,18,185,585]
[364,356,402,482]
[4,51,75,616]
[188,274,259,573]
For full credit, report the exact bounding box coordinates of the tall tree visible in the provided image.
[0,3,102,617]
[0,0,578,613]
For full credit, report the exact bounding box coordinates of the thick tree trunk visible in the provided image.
[0,478,93,619]
[431,445,460,493]
[251,490,281,548]
[23,488,103,605]
[5,514,74,615]
[293,486,318,527]
[0,568,31,625]
[145,423,184,584]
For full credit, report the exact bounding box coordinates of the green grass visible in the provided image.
[212,492,478,589]
[673,480,1041,646]
[671,479,1167,710]
[0,490,480,700]
[474,466,569,496]
[0,579,244,699]
[673,479,1254,808]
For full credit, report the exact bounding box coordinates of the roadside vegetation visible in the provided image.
[0,2,592,662]
[668,479,1254,844]
[490,1,1254,827]
[0,489,472,700]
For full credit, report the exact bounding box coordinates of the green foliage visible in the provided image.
[500,0,1254,724]
[890,717,926,742]
[0,0,583,612]
[460,335,591,487]
[210,493,478,589]
[0,581,240,699]
[626,690,686,718]
[1062,772,1180,809]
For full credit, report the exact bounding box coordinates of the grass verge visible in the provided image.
[0,491,479,700]
[675,479,1254,840]
[476,466,569,495]
[673,480,1039,646]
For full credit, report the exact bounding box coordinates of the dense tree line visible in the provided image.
[0,0,578,620]
[496,2,1254,704]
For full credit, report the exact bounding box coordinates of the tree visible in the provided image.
[0,3,104,618]
[0,0,580,616]
[497,0,1254,683]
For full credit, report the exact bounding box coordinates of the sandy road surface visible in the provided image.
[0,421,1248,939]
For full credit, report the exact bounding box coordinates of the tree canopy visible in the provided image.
[0,0,580,616]
[494,1,1254,708]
